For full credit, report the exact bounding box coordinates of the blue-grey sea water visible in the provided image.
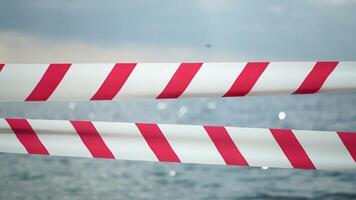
[0,93,355,200]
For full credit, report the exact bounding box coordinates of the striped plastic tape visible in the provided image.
[0,118,355,170]
[0,61,355,101]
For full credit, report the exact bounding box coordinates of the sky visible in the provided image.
[0,0,356,62]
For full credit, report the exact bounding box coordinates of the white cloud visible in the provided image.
[310,0,355,4]
[0,31,244,63]
[269,5,286,15]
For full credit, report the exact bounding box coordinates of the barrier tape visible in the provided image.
[0,61,355,101]
[0,118,355,170]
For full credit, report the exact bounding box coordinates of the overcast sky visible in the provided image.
[0,0,356,62]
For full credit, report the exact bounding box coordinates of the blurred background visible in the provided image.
[0,0,356,199]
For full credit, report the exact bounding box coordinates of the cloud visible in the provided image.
[312,0,355,4]
[0,31,244,63]
[1,0,356,62]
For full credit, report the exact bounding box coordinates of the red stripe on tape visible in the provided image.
[71,121,114,159]
[293,61,338,94]
[338,132,356,162]
[270,129,315,169]
[157,63,202,99]
[224,62,269,97]
[6,118,49,155]
[25,64,71,101]
[204,126,248,166]
[136,123,180,162]
[91,63,136,100]
[0,64,4,72]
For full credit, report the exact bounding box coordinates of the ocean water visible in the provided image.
[0,93,355,200]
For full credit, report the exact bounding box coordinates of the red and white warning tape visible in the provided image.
[1,118,355,170]
[0,61,355,101]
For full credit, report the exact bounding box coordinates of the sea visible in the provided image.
[0,93,355,199]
